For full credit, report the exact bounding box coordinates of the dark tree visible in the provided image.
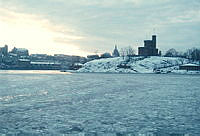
[164,48,178,57]
[125,46,135,57]
[185,48,200,61]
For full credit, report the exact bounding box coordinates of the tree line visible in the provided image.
[165,48,200,61]
[95,46,200,61]
[119,46,200,61]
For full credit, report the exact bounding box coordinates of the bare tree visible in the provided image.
[185,48,200,61]
[120,48,126,59]
[120,46,135,60]
[125,46,135,57]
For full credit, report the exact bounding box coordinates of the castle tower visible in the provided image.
[152,35,156,48]
[138,35,159,56]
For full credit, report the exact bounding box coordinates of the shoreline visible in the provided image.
[0,69,200,75]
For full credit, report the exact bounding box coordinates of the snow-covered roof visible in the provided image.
[31,62,61,65]
[9,53,18,56]
[18,59,30,62]
[181,64,199,67]
[15,48,28,52]
[74,63,83,66]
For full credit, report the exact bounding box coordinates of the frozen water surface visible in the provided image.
[0,71,200,136]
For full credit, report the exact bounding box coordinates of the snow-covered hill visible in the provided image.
[78,56,192,73]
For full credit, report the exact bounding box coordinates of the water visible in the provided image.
[0,71,200,136]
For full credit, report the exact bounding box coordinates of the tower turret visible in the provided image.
[152,35,156,48]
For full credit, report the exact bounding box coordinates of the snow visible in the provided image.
[78,56,193,74]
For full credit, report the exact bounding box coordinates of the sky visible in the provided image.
[0,0,200,56]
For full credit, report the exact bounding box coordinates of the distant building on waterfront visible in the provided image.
[112,45,120,57]
[10,47,29,56]
[87,54,99,61]
[31,54,48,58]
[101,52,112,58]
[0,44,86,70]
[0,45,8,56]
[138,35,159,56]
[179,64,200,71]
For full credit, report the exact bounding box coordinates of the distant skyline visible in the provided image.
[0,0,200,56]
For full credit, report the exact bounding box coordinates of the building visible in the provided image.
[10,47,29,56]
[101,52,112,58]
[30,62,61,70]
[87,55,99,61]
[31,54,48,58]
[0,45,8,56]
[138,35,159,56]
[112,45,120,57]
[17,59,31,67]
[179,64,200,71]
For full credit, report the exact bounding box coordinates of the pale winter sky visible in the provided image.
[0,0,200,56]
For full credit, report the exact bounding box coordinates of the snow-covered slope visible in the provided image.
[78,56,191,73]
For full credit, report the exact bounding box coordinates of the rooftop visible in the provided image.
[181,63,199,67]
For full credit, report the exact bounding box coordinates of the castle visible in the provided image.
[138,35,160,56]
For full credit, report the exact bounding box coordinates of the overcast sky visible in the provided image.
[0,0,200,56]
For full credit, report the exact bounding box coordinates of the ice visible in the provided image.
[0,73,200,135]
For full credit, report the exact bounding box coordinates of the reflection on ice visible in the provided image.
[0,90,48,102]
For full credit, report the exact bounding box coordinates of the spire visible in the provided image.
[112,45,120,57]
[115,45,117,49]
